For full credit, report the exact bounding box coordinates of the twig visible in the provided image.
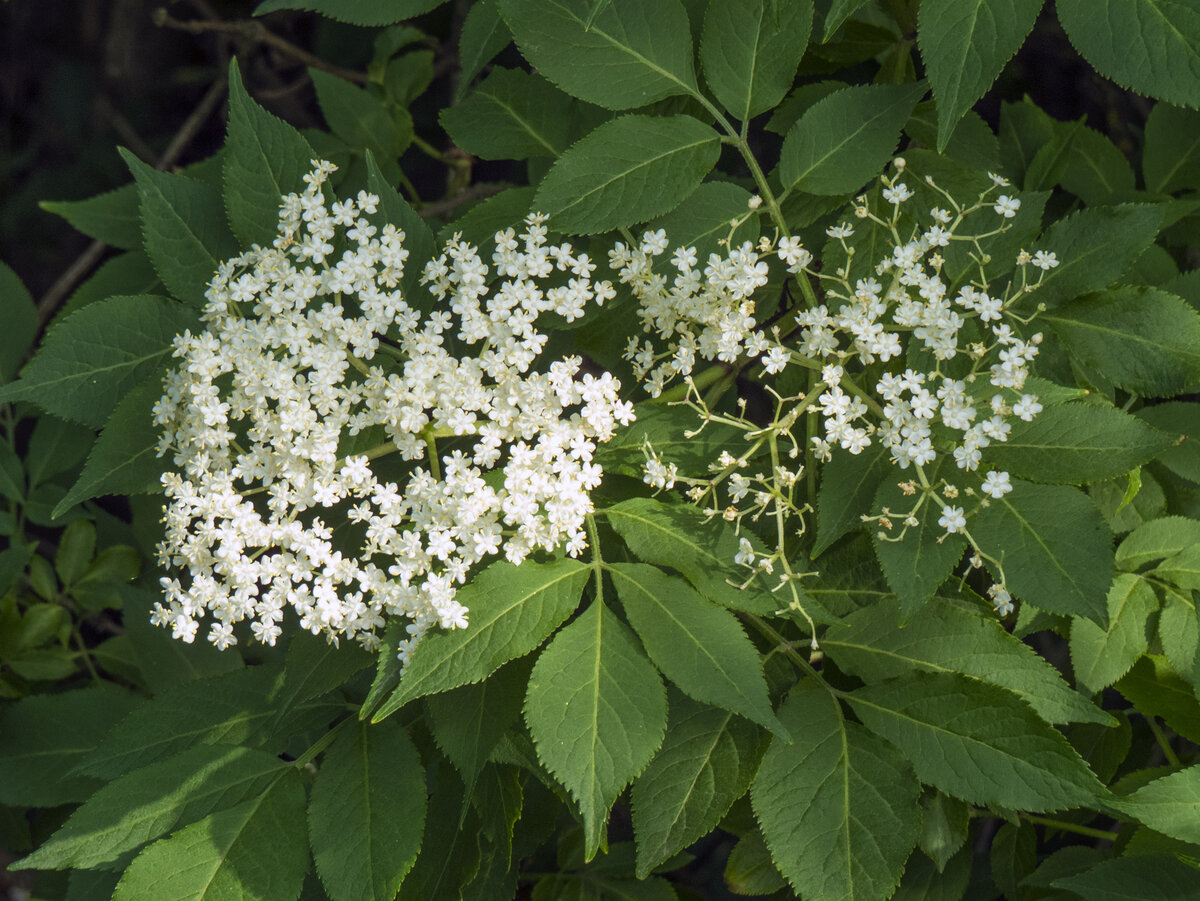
[417,182,508,219]
[35,74,229,327]
[153,9,369,84]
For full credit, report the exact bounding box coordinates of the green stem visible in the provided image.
[292,716,351,769]
[1021,814,1119,842]
[744,613,827,686]
[1147,715,1183,768]
[73,627,102,684]
[649,364,729,404]
[586,513,604,608]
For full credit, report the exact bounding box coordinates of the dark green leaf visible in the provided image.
[1117,516,1200,570]
[609,563,784,734]
[1144,102,1200,194]
[310,68,411,160]
[779,82,925,195]
[25,415,93,488]
[309,720,425,901]
[972,479,1112,624]
[917,793,970,873]
[647,181,760,261]
[0,262,37,384]
[497,0,699,110]
[373,558,589,718]
[847,672,1106,810]
[41,183,141,250]
[814,444,889,556]
[442,67,575,159]
[456,0,512,100]
[1116,654,1200,745]
[55,519,95,587]
[1061,124,1137,203]
[1053,854,1200,900]
[751,684,921,901]
[525,600,667,860]
[253,0,447,26]
[120,149,238,308]
[823,0,874,41]
[533,114,719,234]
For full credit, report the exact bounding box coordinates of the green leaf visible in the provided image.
[55,519,95,587]
[1053,854,1200,900]
[608,563,784,735]
[893,849,972,901]
[847,672,1106,810]
[53,380,167,519]
[112,769,307,901]
[373,558,589,718]
[0,295,195,428]
[456,0,512,100]
[917,793,971,873]
[814,445,889,556]
[918,0,1044,151]
[751,683,921,901]
[1069,572,1158,695]
[700,0,812,122]
[1113,764,1200,844]
[497,0,699,110]
[1033,203,1165,308]
[119,585,243,692]
[310,68,411,161]
[823,597,1113,725]
[1117,516,1200,570]
[533,114,719,234]
[309,720,424,901]
[972,479,1112,624]
[999,96,1056,185]
[871,477,966,619]
[71,667,282,781]
[442,68,575,159]
[647,181,759,260]
[0,684,141,807]
[778,82,925,195]
[987,403,1177,484]
[17,745,290,870]
[427,656,531,791]
[435,186,535,262]
[630,692,765,879]
[724,826,787,895]
[224,59,316,247]
[253,0,447,26]
[1057,0,1200,108]
[41,183,141,250]
[1137,401,1200,484]
[524,600,667,860]
[402,763,483,897]
[1158,545,1200,591]
[0,262,37,384]
[823,0,874,40]
[275,629,372,713]
[120,149,238,308]
[1116,655,1200,745]
[603,497,778,614]
[1060,124,1137,203]
[25,415,93,488]
[991,821,1037,901]
[1144,103,1200,194]
[1157,583,1198,675]
[1045,287,1200,396]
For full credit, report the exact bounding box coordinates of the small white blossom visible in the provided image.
[938,505,967,534]
[981,470,1012,498]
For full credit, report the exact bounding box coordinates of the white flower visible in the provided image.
[734,537,755,568]
[1013,394,1042,421]
[989,585,1014,616]
[882,182,913,205]
[993,195,1020,218]
[981,470,1012,498]
[1031,250,1059,270]
[938,505,967,534]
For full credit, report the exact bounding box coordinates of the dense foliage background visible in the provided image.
[2,1,1200,900]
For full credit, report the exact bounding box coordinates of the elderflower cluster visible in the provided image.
[615,165,1062,620]
[153,161,633,660]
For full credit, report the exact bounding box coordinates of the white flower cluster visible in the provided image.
[153,161,633,660]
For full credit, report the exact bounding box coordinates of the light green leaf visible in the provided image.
[533,114,719,234]
[53,381,165,518]
[309,720,424,901]
[1053,854,1200,900]
[525,600,667,860]
[779,82,925,195]
[603,497,779,615]
[253,0,447,26]
[1157,583,1198,674]
[647,181,759,261]
[630,692,766,879]
[1057,0,1200,108]
[1117,516,1200,570]
[1144,103,1200,193]
[1158,544,1200,592]
[823,598,1112,725]
[972,479,1112,625]
[0,261,37,384]
[120,149,238,308]
[310,68,411,160]
[1069,573,1158,695]
[609,563,784,735]
[224,59,316,247]
[918,0,1044,151]
[441,67,575,159]
[17,745,290,870]
[987,403,1177,484]
[847,672,1106,810]
[814,445,889,556]
[871,477,966,619]
[1112,765,1200,844]
[700,0,812,122]
[373,558,589,718]
[112,769,306,901]
[1045,287,1200,396]
[456,0,511,100]
[0,295,195,428]
[497,0,698,110]
[0,684,141,807]
[41,183,141,250]
[1033,203,1165,308]
[751,683,921,901]
[427,657,530,791]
